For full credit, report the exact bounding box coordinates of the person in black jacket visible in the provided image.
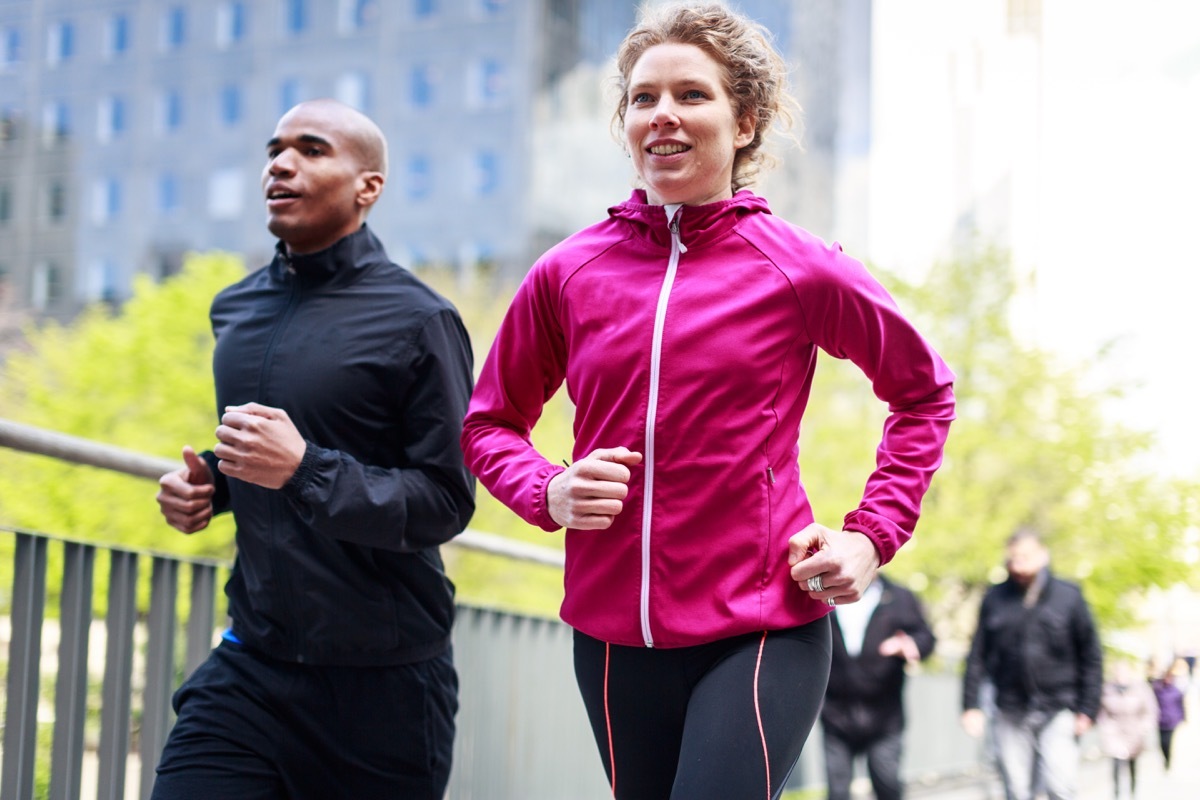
[151,98,475,800]
[961,528,1103,800]
[820,575,935,800]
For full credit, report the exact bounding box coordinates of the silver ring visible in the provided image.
[807,575,824,593]
[827,598,836,606]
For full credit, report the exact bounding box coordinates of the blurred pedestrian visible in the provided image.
[820,575,936,800]
[460,4,955,798]
[1150,664,1186,771]
[961,528,1103,800]
[1096,660,1156,798]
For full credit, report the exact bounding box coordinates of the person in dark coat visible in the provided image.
[961,528,1103,800]
[820,575,936,800]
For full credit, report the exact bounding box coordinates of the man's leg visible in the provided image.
[865,728,905,800]
[822,729,857,800]
[1034,709,1080,800]
[992,710,1038,800]
[150,642,286,800]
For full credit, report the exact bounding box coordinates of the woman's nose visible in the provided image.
[649,99,679,129]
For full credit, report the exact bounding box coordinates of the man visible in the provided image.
[961,529,1103,800]
[820,575,936,800]
[152,99,475,799]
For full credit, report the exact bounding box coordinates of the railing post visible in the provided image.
[49,541,96,800]
[1,533,48,800]
[96,549,138,800]
[185,562,217,676]
[139,557,179,800]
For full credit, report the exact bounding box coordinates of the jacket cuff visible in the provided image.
[282,440,318,499]
[531,464,567,531]
[841,513,903,566]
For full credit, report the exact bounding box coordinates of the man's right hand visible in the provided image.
[156,446,216,534]
[547,447,642,530]
[961,708,987,739]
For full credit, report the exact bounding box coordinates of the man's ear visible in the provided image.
[356,171,385,209]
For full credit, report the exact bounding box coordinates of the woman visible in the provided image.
[1097,661,1157,798]
[1150,662,1186,771]
[461,5,955,798]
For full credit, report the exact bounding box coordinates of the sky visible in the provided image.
[869,0,1200,478]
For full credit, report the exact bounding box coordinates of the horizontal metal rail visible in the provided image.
[0,417,565,567]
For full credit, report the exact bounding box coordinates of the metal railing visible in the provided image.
[1,419,991,799]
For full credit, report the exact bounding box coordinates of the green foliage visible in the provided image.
[798,247,1199,650]
[0,253,244,560]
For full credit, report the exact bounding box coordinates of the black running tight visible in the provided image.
[573,617,831,800]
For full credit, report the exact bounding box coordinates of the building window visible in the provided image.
[0,183,12,222]
[158,174,179,214]
[216,1,247,49]
[220,85,242,126]
[47,21,74,65]
[32,262,64,310]
[285,0,309,35]
[279,78,304,114]
[87,260,119,303]
[92,178,121,223]
[162,7,186,51]
[339,0,378,32]
[97,96,127,142]
[472,150,500,196]
[474,0,508,16]
[335,72,369,113]
[208,168,244,219]
[2,27,23,68]
[407,155,431,201]
[156,90,183,133]
[411,65,435,109]
[104,14,130,58]
[47,180,67,220]
[414,0,437,19]
[41,100,70,144]
[468,58,508,108]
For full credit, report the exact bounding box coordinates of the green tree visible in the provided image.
[0,253,244,558]
[797,248,1199,652]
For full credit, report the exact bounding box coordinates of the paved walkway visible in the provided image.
[907,715,1199,800]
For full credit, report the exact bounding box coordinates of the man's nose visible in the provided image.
[269,150,296,175]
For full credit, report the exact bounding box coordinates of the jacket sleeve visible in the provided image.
[797,246,956,564]
[460,261,568,531]
[900,586,937,660]
[199,450,232,516]
[962,592,991,711]
[279,308,477,551]
[1072,589,1104,720]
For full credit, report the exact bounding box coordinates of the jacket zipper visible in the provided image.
[640,205,687,648]
[259,259,305,659]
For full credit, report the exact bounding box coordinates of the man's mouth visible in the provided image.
[267,189,300,200]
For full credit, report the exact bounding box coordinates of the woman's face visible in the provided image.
[623,42,755,207]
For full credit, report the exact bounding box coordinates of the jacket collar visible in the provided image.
[607,188,772,250]
[269,224,388,287]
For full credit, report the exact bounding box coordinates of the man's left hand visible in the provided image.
[878,631,921,663]
[214,402,307,489]
[1074,713,1093,737]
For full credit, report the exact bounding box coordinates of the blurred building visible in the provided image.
[0,0,869,320]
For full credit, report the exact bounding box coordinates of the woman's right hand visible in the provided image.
[547,447,643,530]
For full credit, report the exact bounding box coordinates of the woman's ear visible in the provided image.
[735,114,756,149]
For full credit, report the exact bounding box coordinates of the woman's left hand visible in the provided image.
[787,523,881,606]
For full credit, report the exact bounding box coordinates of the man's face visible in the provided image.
[1005,537,1049,587]
[262,104,367,255]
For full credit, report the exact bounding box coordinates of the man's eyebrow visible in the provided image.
[265,133,334,151]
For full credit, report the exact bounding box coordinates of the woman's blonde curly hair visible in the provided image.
[612,3,800,193]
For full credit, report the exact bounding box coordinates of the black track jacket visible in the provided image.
[201,225,475,666]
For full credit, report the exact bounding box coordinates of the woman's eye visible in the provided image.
[632,92,652,104]
[684,89,706,100]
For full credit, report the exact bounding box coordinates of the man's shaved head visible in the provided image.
[282,98,388,177]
